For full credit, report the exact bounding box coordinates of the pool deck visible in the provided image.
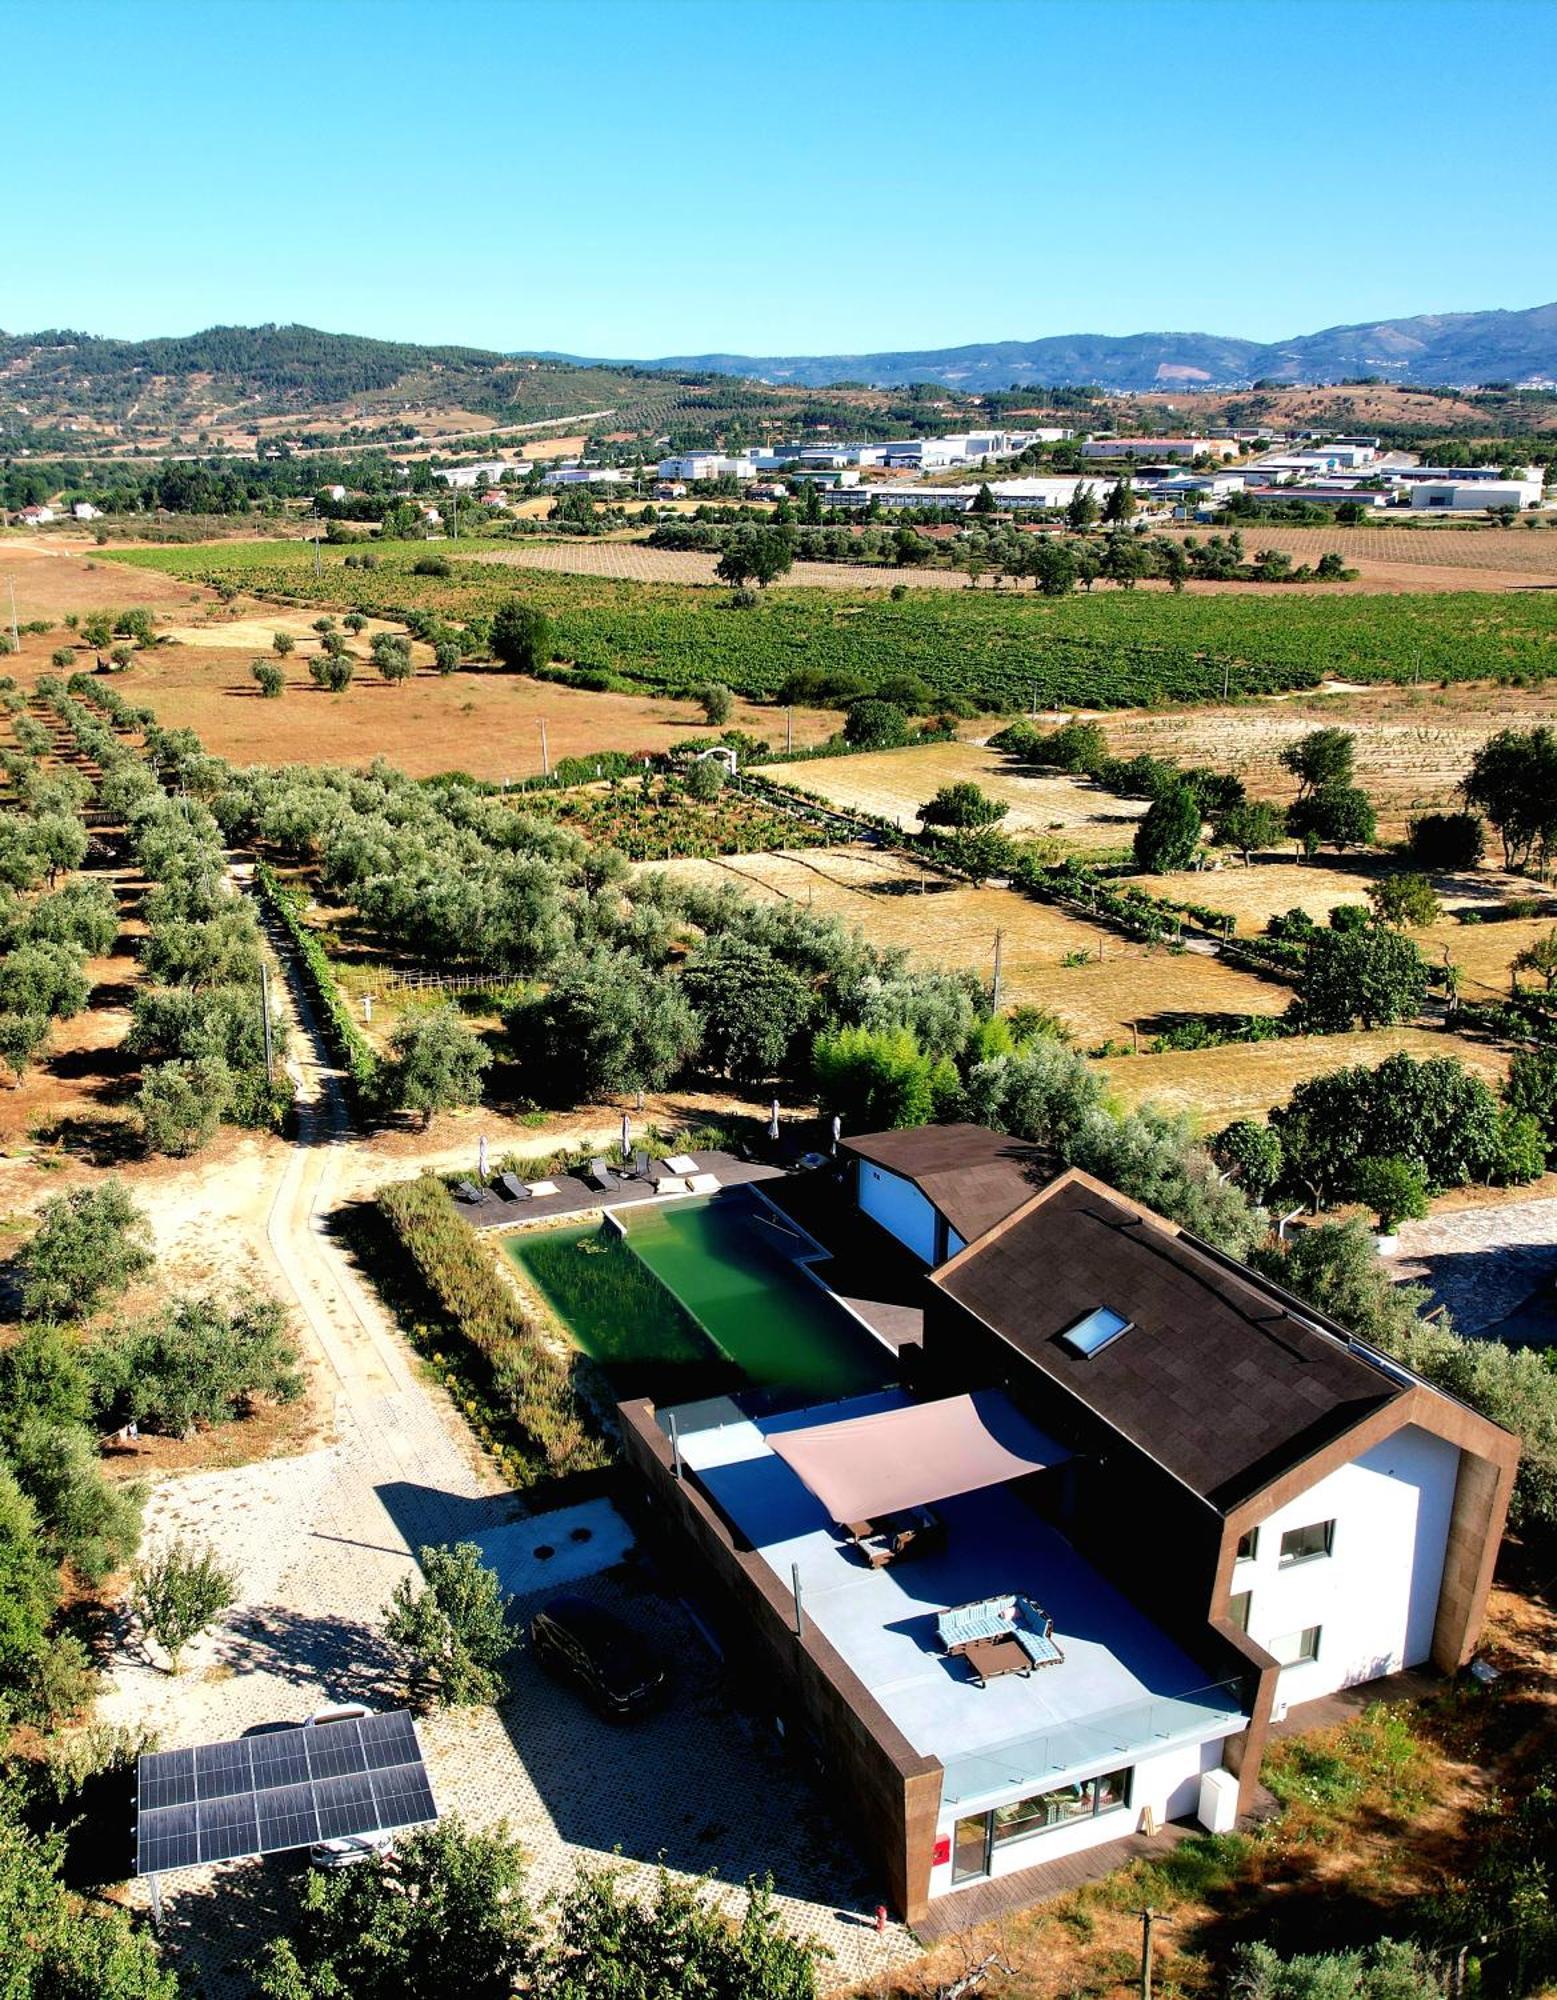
[460,1152,783,1230]
[763,1173,930,1353]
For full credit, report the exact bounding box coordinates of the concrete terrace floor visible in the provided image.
[675,1393,1239,1801]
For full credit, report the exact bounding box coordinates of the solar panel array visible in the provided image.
[135,1710,437,1874]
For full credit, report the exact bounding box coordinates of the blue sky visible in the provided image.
[5,0,1553,356]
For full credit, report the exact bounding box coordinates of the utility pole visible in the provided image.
[785,706,793,753]
[311,516,322,579]
[1136,1907,1166,2000]
[991,927,1004,1014]
[539,718,550,776]
[7,578,18,654]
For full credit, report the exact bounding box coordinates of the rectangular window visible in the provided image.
[1236,1527,1259,1562]
[1229,1590,1252,1633]
[1279,1521,1334,1566]
[1059,1306,1132,1358]
[1272,1625,1322,1667]
[987,1768,1133,1853]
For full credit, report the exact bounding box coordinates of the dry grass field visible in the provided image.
[53,643,837,779]
[1099,681,1557,843]
[464,540,973,591]
[771,741,1148,848]
[1097,1025,1510,1127]
[1127,857,1538,931]
[0,537,214,620]
[643,843,1288,1046]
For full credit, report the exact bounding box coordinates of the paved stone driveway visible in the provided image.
[1395,1193,1557,1343]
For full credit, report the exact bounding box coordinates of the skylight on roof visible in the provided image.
[1058,1306,1132,1358]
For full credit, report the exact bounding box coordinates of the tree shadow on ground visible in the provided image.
[215,1603,406,1708]
[150,1851,302,1996]
[29,1111,143,1165]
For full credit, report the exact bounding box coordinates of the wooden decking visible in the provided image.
[1271,1664,1441,1738]
[914,1820,1197,1942]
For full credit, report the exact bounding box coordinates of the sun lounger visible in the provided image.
[654,1176,691,1196]
[686,1172,720,1196]
[527,1180,558,1198]
[586,1158,618,1190]
[663,1153,698,1176]
[631,1149,650,1180]
[455,1180,485,1204]
[498,1172,530,1202]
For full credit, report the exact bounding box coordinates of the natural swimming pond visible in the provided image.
[508,1190,891,1402]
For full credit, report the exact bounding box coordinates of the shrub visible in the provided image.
[1409,810,1484,871]
[383,1004,491,1127]
[95,1290,303,1436]
[842,697,909,749]
[700,681,733,725]
[919,781,1009,831]
[413,555,451,577]
[252,659,285,698]
[490,598,554,673]
[136,1055,232,1155]
[1353,1156,1429,1233]
[1133,782,1202,874]
[376,1175,603,1476]
[1211,1120,1284,1202]
[1369,873,1441,929]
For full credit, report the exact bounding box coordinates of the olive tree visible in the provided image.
[382,1004,491,1126]
[18,1180,155,1321]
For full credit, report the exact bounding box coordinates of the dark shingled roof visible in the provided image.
[932,1174,1402,1511]
[842,1125,1058,1247]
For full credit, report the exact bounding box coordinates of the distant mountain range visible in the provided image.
[539,301,1557,393]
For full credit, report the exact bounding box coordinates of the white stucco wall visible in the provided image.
[1234,1424,1460,1704]
[857,1162,939,1264]
[927,1736,1224,1899]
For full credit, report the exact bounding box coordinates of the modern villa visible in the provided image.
[617,1126,1518,1925]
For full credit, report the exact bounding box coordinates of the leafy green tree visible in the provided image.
[95,1290,302,1437]
[252,1819,534,2000]
[136,1055,233,1156]
[1029,536,1077,595]
[1213,799,1286,864]
[0,941,89,1020]
[1101,478,1135,525]
[129,1537,238,1671]
[490,599,554,673]
[0,1010,52,1084]
[811,1024,938,1130]
[383,1541,512,1707]
[1461,724,1557,873]
[1133,782,1202,874]
[0,1463,58,1693]
[1064,482,1099,531]
[1505,1047,1557,1147]
[1271,1052,1504,1207]
[1296,926,1428,1033]
[1211,1120,1284,1202]
[1102,533,1150,589]
[272,630,296,657]
[6,1416,141,1583]
[18,1180,154,1321]
[1279,726,1356,799]
[684,755,725,802]
[1369,873,1441,928]
[1353,1156,1430,1233]
[253,660,286,698]
[700,682,733,726]
[1513,927,1557,991]
[1286,784,1377,852]
[919,781,1010,831]
[682,937,815,1084]
[1037,719,1107,773]
[372,632,415,686]
[434,635,460,675]
[546,1866,822,1999]
[520,949,700,1101]
[842,698,908,749]
[315,654,354,693]
[22,880,119,956]
[343,612,369,635]
[384,1003,491,1127]
[0,1794,176,2000]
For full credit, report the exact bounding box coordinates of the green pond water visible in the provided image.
[508,1192,888,1401]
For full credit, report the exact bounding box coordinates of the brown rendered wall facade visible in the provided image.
[617,1398,944,1923]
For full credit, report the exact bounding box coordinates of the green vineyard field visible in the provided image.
[113,541,1557,712]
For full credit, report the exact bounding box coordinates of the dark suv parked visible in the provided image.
[528,1596,667,1718]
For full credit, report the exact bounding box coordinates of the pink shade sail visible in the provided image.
[767,1391,1066,1525]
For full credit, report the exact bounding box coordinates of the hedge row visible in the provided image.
[252,860,381,1104]
[376,1174,605,1479]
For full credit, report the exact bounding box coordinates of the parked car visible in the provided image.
[529,1595,666,1718]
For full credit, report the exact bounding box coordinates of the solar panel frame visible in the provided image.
[138,1747,197,1811]
[134,1711,435,1875]
[256,1781,320,1855]
[197,1792,261,1864]
[249,1729,311,1791]
[370,1761,437,1832]
[303,1721,369,1781]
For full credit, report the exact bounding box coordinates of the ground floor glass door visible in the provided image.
[951,1813,990,1883]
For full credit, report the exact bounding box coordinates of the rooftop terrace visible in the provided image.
[672,1390,1245,1808]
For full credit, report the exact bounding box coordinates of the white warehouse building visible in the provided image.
[1409,478,1543,511]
